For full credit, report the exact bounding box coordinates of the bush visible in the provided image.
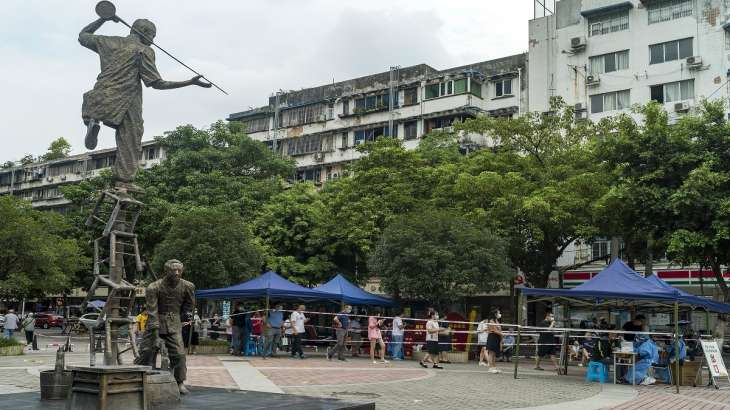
[0,337,22,347]
[198,338,229,346]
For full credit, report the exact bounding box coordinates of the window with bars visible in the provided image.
[403,87,419,105]
[354,126,392,145]
[403,121,418,140]
[647,0,693,24]
[592,241,610,260]
[287,134,327,156]
[588,10,629,37]
[240,117,269,133]
[279,104,326,127]
[590,90,631,113]
[354,93,393,113]
[589,50,629,76]
[650,79,694,103]
[649,38,693,64]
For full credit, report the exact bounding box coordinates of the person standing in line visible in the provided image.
[209,313,221,341]
[390,312,405,360]
[477,316,490,366]
[21,313,36,350]
[535,310,560,373]
[485,310,503,373]
[328,305,352,361]
[264,304,284,358]
[3,309,19,339]
[290,305,308,359]
[368,310,389,364]
[349,317,362,357]
[231,304,246,356]
[419,310,443,369]
[251,311,263,355]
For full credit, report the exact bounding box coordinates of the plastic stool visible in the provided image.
[585,361,609,383]
[245,337,258,356]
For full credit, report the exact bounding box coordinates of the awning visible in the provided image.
[580,2,633,18]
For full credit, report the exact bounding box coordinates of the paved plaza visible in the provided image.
[2,337,730,410]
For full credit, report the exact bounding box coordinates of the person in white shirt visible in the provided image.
[290,305,308,359]
[419,310,443,369]
[282,318,293,352]
[390,313,405,360]
[3,309,19,339]
[477,317,489,366]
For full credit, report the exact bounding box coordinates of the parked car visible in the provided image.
[35,312,64,329]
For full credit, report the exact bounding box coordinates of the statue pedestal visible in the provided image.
[66,365,150,410]
[144,370,180,408]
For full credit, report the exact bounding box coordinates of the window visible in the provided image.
[404,121,418,140]
[649,38,693,64]
[279,103,326,127]
[424,79,468,99]
[650,79,694,103]
[590,90,630,113]
[145,147,158,160]
[240,117,269,133]
[354,126,391,145]
[647,0,693,24]
[353,93,393,113]
[589,50,629,75]
[403,87,418,105]
[425,116,465,133]
[469,79,483,98]
[48,163,75,177]
[296,168,322,183]
[341,132,349,148]
[287,134,328,156]
[588,10,629,37]
[592,241,610,260]
[494,78,513,97]
[342,100,349,116]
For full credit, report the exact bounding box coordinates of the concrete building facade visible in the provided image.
[529,0,730,121]
[0,141,165,210]
[227,55,527,183]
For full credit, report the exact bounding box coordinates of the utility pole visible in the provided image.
[388,66,400,137]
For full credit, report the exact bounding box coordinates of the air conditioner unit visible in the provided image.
[570,36,587,50]
[686,56,702,69]
[674,101,691,112]
[575,110,588,120]
[586,75,600,86]
[313,152,325,162]
[46,176,53,183]
[574,102,586,111]
[60,175,67,181]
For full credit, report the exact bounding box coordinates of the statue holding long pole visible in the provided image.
[79,1,218,190]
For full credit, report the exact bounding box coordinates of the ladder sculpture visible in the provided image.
[80,188,145,366]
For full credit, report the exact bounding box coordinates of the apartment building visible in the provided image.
[227,54,527,183]
[529,0,730,120]
[0,141,164,211]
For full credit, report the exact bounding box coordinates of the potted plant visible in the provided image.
[194,338,230,355]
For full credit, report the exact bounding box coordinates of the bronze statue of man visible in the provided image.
[79,13,211,187]
[134,259,195,394]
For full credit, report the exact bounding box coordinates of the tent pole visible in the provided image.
[514,291,522,379]
[674,300,680,394]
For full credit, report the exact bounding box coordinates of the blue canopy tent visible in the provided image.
[313,274,397,307]
[645,274,730,314]
[195,271,324,301]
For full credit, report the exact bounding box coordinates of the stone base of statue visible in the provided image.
[144,370,180,408]
[66,365,150,410]
[39,369,73,400]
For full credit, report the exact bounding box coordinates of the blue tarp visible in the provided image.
[195,271,324,300]
[313,274,396,306]
[645,275,730,314]
[521,259,679,300]
[521,259,730,313]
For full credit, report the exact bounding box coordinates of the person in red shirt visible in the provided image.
[251,312,264,354]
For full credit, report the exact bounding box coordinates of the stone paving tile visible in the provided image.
[0,370,39,390]
[607,386,730,410]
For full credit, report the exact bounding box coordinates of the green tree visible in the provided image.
[41,137,72,161]
[0,196,88,298]
[453,98,607,287]
[369,209,511,308]
[254,182,334,285]
[151,207,263,290]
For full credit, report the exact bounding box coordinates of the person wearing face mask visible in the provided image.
[134,259,195,394]
[535,310,559,373]
[328,305,352,361]
[419,310,443,369]
[485,309,503,373]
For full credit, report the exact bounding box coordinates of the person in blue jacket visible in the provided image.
[625,334,659,385]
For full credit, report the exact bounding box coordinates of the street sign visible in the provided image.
[700,339,730,389]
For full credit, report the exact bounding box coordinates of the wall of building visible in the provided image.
[529,0,730,121]
[0,141,165,210]
[229,55,528,183]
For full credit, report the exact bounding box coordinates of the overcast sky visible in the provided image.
[1,0,533,163]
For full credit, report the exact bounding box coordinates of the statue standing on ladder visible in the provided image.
[135,259,195,394]
[79,6,211,189]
